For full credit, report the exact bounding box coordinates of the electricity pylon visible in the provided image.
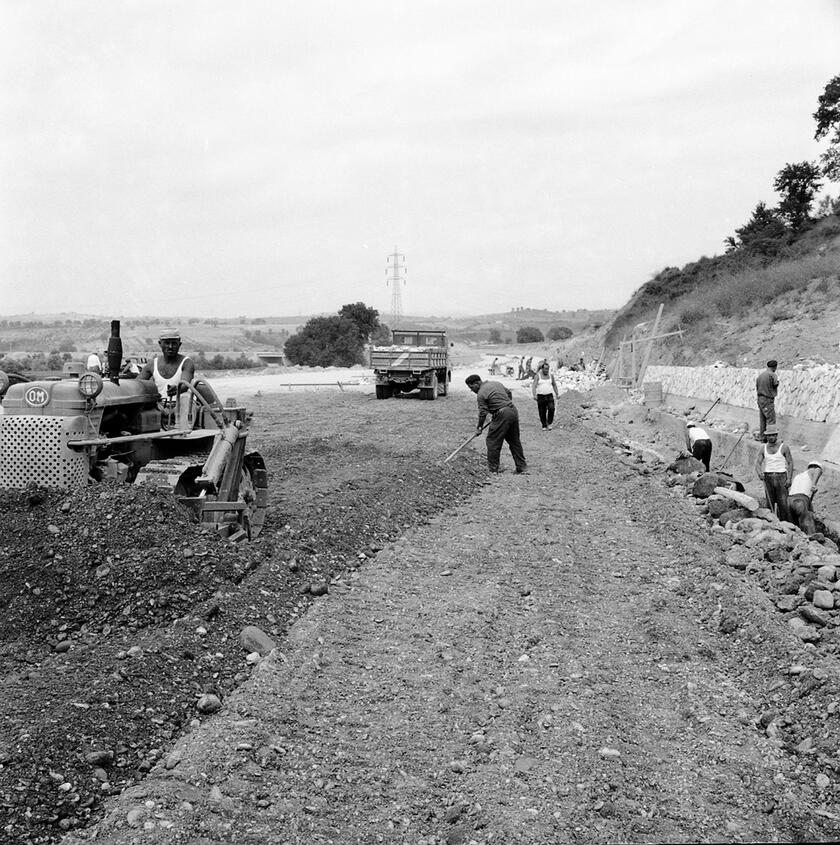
[386,248,406,328]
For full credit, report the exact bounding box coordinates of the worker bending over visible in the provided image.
[465,374,527,475]
[788,461,823,536]
[684,421,712,472]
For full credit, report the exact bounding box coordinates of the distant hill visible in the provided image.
[399,309,614,344]
[0,308,615,362]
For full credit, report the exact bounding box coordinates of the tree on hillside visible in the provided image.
[774,161,822,231]
[725,201,787,255]
[816,193,840,217]
[814,74,840,181]
[285,302,381,367]
[488,328,502,343]
[547,326,573,341]
[516,326,544,343]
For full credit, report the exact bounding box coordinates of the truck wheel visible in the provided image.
[427,373,438,400]
[439,372,448,396]
[375,384,392,399]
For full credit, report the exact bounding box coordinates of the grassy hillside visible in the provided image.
[602,214,840,368]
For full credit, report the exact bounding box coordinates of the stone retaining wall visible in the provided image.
[644,365,840,423]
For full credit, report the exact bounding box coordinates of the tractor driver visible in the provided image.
[139,329,195,401]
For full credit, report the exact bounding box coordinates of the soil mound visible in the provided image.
[0,485,255,657]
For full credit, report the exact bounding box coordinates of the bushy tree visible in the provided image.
[488,328,502,343]
[727,202,787,256]
[516,326,544,343]
[338,302,380,343]
[547,326,573,341]
[371,323,391,344]
[774,161,822,231]
[285,302,381,367]
[814,74,840,181]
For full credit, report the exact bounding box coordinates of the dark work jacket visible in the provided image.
[756,369,778,398]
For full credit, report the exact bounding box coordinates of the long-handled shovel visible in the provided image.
[699,397,721,422]
[443,422,490,464]
[717,430,746,473]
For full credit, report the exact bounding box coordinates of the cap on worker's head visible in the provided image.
[159,328,181,341]
[465,374,482,386]
[808,461,823,470]
[767,359,778,368]
[685,420,696,428]
[765,424,779,435]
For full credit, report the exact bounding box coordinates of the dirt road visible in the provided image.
[60,386,840,844]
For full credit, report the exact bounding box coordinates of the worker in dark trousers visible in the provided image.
[465,374,527,474]
[788,461,823,535]
[684,421,712,471]
[756,359,779,441]
[754,424,793,521]
[532,360,560,431]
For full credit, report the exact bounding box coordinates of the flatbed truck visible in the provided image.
[370,329,450,400]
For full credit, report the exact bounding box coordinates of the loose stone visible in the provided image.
[196,694,222,714]
[240,625,276,655]
[813,590,834,610]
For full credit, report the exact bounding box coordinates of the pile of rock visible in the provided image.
[683,470,840,647]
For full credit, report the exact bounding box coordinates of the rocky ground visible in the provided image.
[0,388,486,843]
[4,378,840,843]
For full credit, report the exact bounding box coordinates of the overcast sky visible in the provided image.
[1,1,839,320]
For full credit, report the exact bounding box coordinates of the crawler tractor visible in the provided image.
[0,321,267,541]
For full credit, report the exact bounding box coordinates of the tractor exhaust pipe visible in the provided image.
[107,320,123,384]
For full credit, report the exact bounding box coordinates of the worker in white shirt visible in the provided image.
[754,424,793,522]
[788,461,823,535]
[684,421,712,472]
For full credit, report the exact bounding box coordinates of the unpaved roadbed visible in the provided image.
[68,392,840,844]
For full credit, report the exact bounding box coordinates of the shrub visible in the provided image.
[516,326,544,343]
[547,326,573,341]
[678,304,707,325]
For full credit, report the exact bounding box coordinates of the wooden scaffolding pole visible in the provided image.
[635,303,664,387]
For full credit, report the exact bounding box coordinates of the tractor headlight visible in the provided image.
[78,372,103,399]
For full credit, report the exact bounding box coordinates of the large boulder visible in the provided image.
[719,507,753,527]
[692,473,745,499]
[804,580,834,602]
[789,617,821,642]
[239,625,276,656]
[707,496,734,519]
[668,455,705,475]
[744,529,793,553]
[693,473,725,498]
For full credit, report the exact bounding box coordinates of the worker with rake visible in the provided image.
[465,374,528,474]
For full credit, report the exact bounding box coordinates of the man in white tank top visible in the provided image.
[531,361,559,430]
[754,424,793,522]
[139,329,196,400]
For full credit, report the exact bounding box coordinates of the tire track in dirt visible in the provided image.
[69,403,839,844]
